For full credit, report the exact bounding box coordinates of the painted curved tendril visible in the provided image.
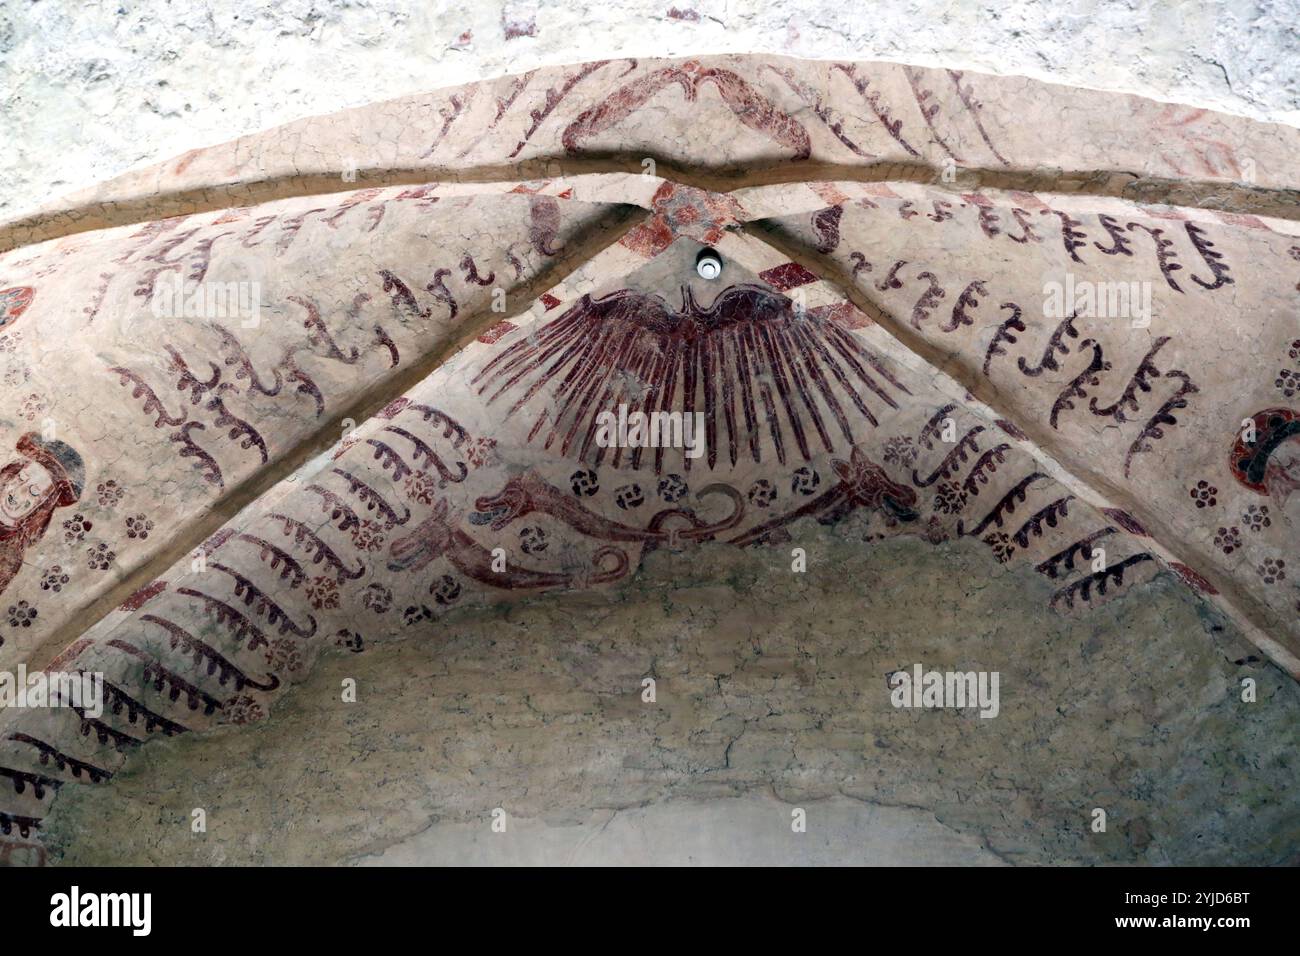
[205,392,269,463]
[330,468,411,526]
[1123,370,1199,477]
[276,208,326,255]
[213,325,283,396]
[1126,223,1183,292]
[1043,209,1088,263]
[7,734,113,783]
[982,303,1026,376]
[1005,208,1039,244]
[908,271,945,329]
[520,60,615,157]
[365,438,413,483]
[164,345,222,404]
[912,427,983,487]
[209,563,318,637]
[1010,496,1074,548]
[305,485,361,532]
[382,426,468,484]
[424,269,458,319]
[404,405,471,449]
[266,514,365,580]
[1049,339,1110,429]
[378,269,431,319]
[1019,312,1080,378]
[529,197,563,257]
[174,588,272,652]
[765,65,879,160]
[963,472,1048,537]
[1089,336,1170,422]
[109,365,187,427]
[875,260,908,292]
[903,66,962,162]
[1093,215,1133,256]
[278,353,325,417]
[97,679,189,736]
[170,421,224,489]
[947,69,1009,165]
[943,280,987,332]
[70,705,142,750]
[291,294,359,364]
[833,63,920,157]
[1050,554,1155,610]
[460,254,496,287]
[1034,528,1116,579]
[373,324,400,367]
[105,640,226,715]
[234,534,306,588]
[0,766,62,800]
[140,615,281,692]
[916,403,958,449]
[1185,222,1233,290]
[961,444,1011,496]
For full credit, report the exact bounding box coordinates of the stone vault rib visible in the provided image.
[0,184,646,676]
[4,53,1299,252]
[745,207,1300,676]
[0,54,1297,864]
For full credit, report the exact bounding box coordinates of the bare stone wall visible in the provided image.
[2,0,1298,217]
[44,533,1299,866]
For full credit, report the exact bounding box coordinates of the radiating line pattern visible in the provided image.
[470,284,908,472]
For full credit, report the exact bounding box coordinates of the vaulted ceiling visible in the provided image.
[1,55,1297,864]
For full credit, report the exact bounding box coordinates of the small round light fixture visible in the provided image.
[696,248,723,280]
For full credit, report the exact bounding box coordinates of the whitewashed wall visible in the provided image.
[1,0,1296,217]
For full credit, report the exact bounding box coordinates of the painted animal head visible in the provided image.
[472,472,544,530]
[832,446,919,522]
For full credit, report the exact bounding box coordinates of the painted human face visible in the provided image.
[1,461,55,525]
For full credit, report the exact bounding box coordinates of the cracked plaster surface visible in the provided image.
[0,53,1296,864]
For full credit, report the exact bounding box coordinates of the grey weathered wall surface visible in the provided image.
[2,0,1298,218]
[44,533,1299,866]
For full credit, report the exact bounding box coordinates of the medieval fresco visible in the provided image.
[0,54,1295,868]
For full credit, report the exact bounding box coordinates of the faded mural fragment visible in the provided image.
[0,55,1296,864]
